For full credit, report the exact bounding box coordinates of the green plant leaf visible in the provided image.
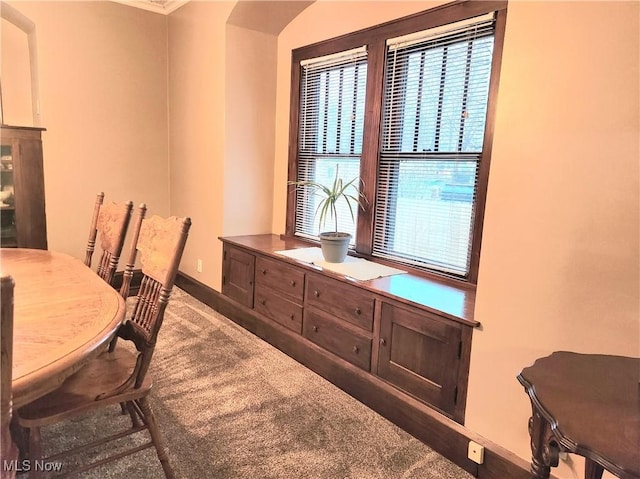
[287,163,367,234]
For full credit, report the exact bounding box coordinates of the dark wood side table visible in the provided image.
[517,352,639,479]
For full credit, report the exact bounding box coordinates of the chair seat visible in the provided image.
[17,348,152,428]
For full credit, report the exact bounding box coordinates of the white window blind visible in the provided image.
[374,15,495,277]
[295,47,367,240]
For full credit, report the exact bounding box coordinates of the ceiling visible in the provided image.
[227,1,313,35]
[110,0,190,15]
[110,0,314,35]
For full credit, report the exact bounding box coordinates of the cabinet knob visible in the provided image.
[380,338,386,346]
[261,269,267,275]
[260,299,266,305]
[312,325,318,332]
[289,314,295,320]
[354,307,361,315]
[290,280,296,287]
[353,345,359,354]
[314,290,320,298]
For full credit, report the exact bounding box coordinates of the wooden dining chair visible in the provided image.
[17,208,191,479]
[84,192,134,286]
[1,276,18,479]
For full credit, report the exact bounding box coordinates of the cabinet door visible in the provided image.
[0,139,18,247]
[222,245,255,308]
[14,134,47,249]
[0,127,47,249]
[377,302,464,418]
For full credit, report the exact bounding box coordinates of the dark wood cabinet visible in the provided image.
[255,256,304,301]
[0,126,47,249]
[254,283,303,334]
[377,301,470,419]
[303,306,373,371]
[306,273,375,332]
[222,244,255,307]
[219,235,477,425]
[253,255,305,334]
[303,271,375,371]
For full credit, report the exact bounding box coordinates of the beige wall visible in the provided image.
[2,2,638,478]
[224,24,276,238]
[167,1,234,289]
[274,2,639,478]
[168,3,278,289]
[467,2,639,477]
[3,1,170,261]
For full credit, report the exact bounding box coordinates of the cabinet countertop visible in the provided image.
[220,234,478,327]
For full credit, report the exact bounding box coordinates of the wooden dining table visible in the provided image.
[0,248,126,408]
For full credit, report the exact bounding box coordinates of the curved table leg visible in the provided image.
[585,458,604,479]
[527,405,560,479]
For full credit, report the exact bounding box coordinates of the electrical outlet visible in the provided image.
[468,441,485,464]
[197,259,203,273]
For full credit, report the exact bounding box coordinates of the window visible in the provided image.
[287,1,507,284]
[295,47,367,241]
[375,14,494,276]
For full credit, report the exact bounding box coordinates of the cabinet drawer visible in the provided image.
[254,283,302,334]
[303,307,372,371]
[305,274,374,331]
[255,256,304,301]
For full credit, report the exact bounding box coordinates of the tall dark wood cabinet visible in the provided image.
[0,125,47,249]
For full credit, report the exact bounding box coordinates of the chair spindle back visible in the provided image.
[85,192,134,285]
[116,210,191,389]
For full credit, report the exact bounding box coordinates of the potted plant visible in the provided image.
[289,166,366,263]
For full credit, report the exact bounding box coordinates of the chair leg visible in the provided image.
[27,427,43,479]
[138,398,175,479]
[125,401,142,428]
[10,417,28,461]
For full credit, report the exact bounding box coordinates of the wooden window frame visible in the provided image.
[285,0,508,286]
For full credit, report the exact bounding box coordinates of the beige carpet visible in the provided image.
[34,288,474,478]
